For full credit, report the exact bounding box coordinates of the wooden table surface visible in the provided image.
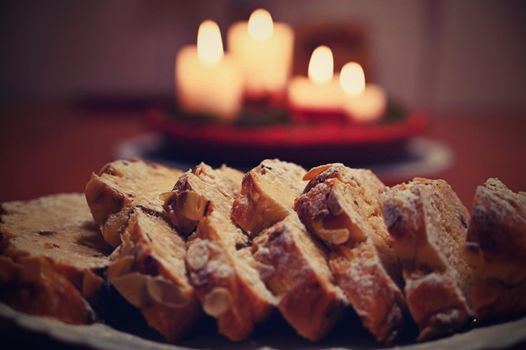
[1,104,525,207]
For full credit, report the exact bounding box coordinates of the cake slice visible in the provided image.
[294,164,405,343]
[381,178,474,340]
[232,159,346,341]
[464,178,526,322]
[0,193,111,324]
[232,159,306,237]
[85,158,183,247]
[163,163,276,341]
[106,207,201,342]
[85,159,201,341]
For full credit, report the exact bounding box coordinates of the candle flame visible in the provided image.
[197,20,224,66]
[308,46,333,84]
[340,62,365,96]
[248,9,274,41]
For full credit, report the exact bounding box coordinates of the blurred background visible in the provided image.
[0,0,525,204]
[1,0,525,112]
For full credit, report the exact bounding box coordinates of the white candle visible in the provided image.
[288,46,344,111]
[176,20,243,120]
[227,9,294,100]
[339,62,387,123]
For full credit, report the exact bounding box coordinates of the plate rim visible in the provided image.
[2,303,526,350]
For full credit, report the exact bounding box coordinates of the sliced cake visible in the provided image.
[85,159,201,341]
[0,193,111,324]
[232,159,306,237]
[381,178,474,340]
[464,178,526,322]
[232,159,346,341]
[107,207,201,342]
[85,158,183,247]
[295,164,406,343]
[163,163,276,341]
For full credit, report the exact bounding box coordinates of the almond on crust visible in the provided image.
[232,159,346,341]
[164,163,275,341]
[381,178,474,340]
[0,193,111,324]
[464,178,526,322]
[295,164,406,343]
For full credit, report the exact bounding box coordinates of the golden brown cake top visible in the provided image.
[383,177,468,238]
[118,208,190,287]
[469,178,526,245]
[466,178,526,280]
[382,178,471,270]
[299,164,387,245]
[165,163,247,244]
[232,159,306,236]
[304,163,384,197]
[255,215,335,285]
[86,159,183,225]
[250,159,307,209]
[1,193,111,270]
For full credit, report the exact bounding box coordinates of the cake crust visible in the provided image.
[232,159,306,237]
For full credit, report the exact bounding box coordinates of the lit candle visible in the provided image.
[339,62,387,123]
[288,46,344,119]
[227,9,294,101]
[176,20,243,120]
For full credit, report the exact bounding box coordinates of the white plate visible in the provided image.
[2,303,525,350]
